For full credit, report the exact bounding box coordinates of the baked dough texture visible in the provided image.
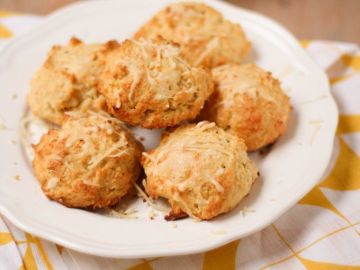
[199,64,291,151]
[141,121,258,220]
[135,2,250,69]
[98,38,213,128]
[32,112,142,208]
[28,38,119,125]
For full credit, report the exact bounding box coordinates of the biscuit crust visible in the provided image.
[141,122,258,220]
[28,38,119,125]
[32,112,142,208]
[135,2,250,69]
[98,38,213,128]
[199,64,291,151]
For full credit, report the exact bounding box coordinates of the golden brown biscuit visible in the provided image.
[32,111,142,209]
[135,2,250,69]
[98,38,213,128]
[199,64,291,151]
[28,38,119,125]
[141,121,258,220]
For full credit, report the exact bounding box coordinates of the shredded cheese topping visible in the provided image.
[87,137,128,170]
[196,121,216,131]
[20,110,53,161]
[239,206,256,217]
[20,112,34,148]
[134,182,168,213]
[53,111,132,187]
[212,65,282,110]
[173,191,201,221]
[116,39,195,106]
[301,94,328,105]
[107,207,138,219]
[142,152,155,162]
[142,122,241,218]
[0,116,6,130]
[193,37,219,66]
[309,120,323,125]
[46,177,59,190]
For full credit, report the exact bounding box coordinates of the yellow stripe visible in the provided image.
[299,186,351,223]
[329,75,351,85]
[271,224,301,257]
[299,257,360,269]
[0,23,12,38]
[320,138,360,190]
[298,222,359,254]
[202,240,240,270]
[127,260,154,270]
[0,232,14,245]
[16,240,27,244]
[342,54,360,72]
[300,40,310,49]
[34,237,53,270]
[0,10,19,18]
[260,222,359,269]
[24,233,38,270]
[337,115,360,135]
[259,254,294,270]
[270,224,308,268]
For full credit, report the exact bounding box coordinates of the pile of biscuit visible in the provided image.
[29,2,290,221]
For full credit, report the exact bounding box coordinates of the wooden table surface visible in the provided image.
[1,0,359,44]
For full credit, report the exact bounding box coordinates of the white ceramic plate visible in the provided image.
[0,0,338,258]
